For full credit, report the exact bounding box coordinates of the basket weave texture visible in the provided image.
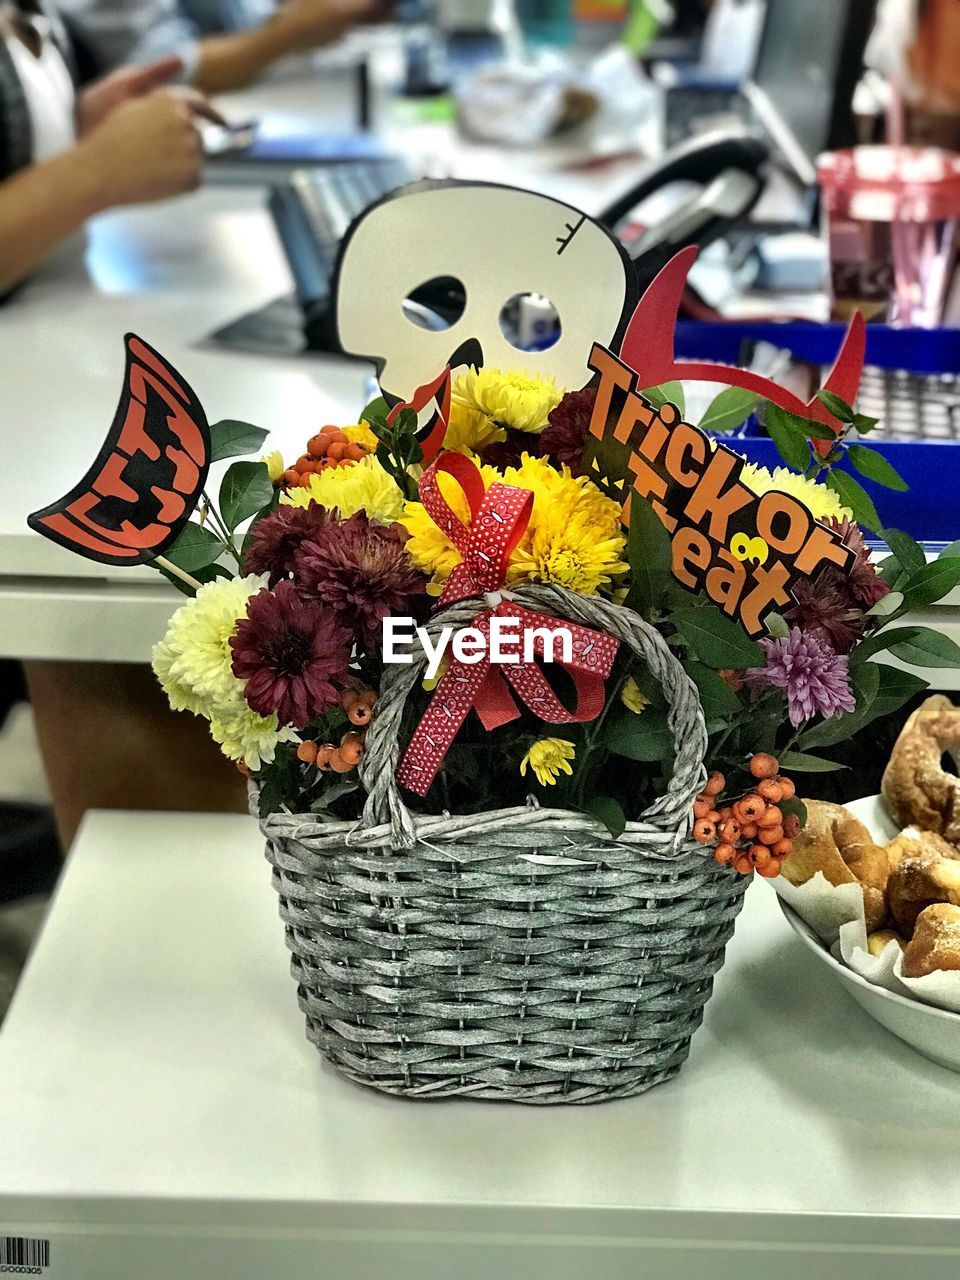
[259,585,750,1103]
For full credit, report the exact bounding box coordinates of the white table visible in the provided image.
[0,810,958,1279]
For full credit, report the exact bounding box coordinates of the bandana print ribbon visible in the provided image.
[396,453,619,797]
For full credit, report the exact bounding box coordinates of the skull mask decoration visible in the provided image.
[333,180,637,403]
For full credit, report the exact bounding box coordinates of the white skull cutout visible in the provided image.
[333,180,637,402]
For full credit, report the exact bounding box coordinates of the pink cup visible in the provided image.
[817,145,960,328]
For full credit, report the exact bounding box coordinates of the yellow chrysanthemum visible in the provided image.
[209,702,296,770]
[739,462,852,522]
[260,450,285,485]
[503,454,628,595]
[343,422,379,453]
[443,400,507,454]
[453,367,562,433]
[620,677,650,714]
[158,573,268,708]
[520,737,575,787]
[282,454,405,523]
[400,458,500,594]
[401,453,627,597]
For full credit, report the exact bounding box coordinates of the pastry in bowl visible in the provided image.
[902,903,960,978]
[780,799,891,931]
[882,695,960,842]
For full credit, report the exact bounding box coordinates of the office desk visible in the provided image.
[0,185,371,660]
[0,809,958,1280]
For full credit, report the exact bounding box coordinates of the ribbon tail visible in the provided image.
[474,666,521,731]
[396,657,490,797]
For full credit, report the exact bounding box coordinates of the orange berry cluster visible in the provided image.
[282,426,369,489]
[692,752,798,879]
[296,688,377,774]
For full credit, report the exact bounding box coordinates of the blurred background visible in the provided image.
[4,0,960,1014]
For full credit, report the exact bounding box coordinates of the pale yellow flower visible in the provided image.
[209,702,296,770]
[453,367,563,433]
[739,462,852,522]
[159,573,268,709]
[260,450,285,485]
[520,737,576,787]
[620,677,650,714]
[282,454,404,523]
[151,637,208,717]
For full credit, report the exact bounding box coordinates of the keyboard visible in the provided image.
[856,365,960,442]
[269,157,414,348]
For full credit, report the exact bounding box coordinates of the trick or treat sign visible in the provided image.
[582,344,856,639]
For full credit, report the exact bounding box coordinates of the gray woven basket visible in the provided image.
[259,584,750,1103]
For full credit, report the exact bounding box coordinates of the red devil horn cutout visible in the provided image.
[619,247,865,440]
[27,335,211,567]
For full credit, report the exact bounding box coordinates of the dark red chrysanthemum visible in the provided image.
[295,513,427,649]
[539,387,598,476]
[828,516,891,608]
[479,428,543,470]
[230,581,350,728]
[784,574,865,655]
[242,503,332,586]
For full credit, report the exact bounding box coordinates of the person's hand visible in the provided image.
[77,89,217,209]
[272,0,394,51]
[77,56,185,136]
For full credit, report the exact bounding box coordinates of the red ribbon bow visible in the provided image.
[396,453,620,797]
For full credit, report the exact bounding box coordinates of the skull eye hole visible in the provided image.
[402,276,467,332]
[498,292,562,352]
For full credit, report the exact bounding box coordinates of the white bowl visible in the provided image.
[778,794,960,1074]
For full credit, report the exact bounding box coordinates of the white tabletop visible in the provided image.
[0,809,958,1279]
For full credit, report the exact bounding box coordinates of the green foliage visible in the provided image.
[582,795,627,838]
[671,605,764,670]
[846,445,908,491]
[765,404,812,471]
[816,389,855,423]
[219,461,274,532]
[161,521,223,573]
[900,555,960,610]
[625,494,672,615]
[604,706,673,763]
[697,387,759,434]
[641,382,685,416]
[155,560,230,597]
[778,750,849,772]
[882,528,926,582]
[209,419,269,463]
[825,470,881,533]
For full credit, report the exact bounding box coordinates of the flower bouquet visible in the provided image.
[29,187,960,1103]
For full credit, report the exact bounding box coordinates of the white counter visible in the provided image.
[0,809,957,1278]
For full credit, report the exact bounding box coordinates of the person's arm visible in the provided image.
[0,89,204,295]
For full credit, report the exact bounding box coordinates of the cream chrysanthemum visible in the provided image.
[520,737,575,787]
[151,637,208,717]
[739,463,852,522]
[453,368,563,433]
[282,454,404,523]
[209,702,296,770]
[160,573,268,708]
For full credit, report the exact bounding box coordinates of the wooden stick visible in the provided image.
[154,555,204,593]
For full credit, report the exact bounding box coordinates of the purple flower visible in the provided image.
[745,627,856,727]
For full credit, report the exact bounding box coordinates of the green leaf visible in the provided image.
[765,404,812,471]
[816,389,855,423]
[360,395,389,426]
[626,494,672,615]
[641,381,685,417]
[672,605,764,670]
[882,527,926,580]
[766,404,838,441]
[582,795,627,839]
[888,626,960,668]
[825,470,882,533]
[941,541,960,559]
[697,387,759,434]
[847,445,909,492]
[852,412,878,435]
[604,707,673,763]
[765,612,790,639]
[779,795,808,828]
[869,664,929,719]
[866,589,903,618]
[850,626,923,667]
[161,521,223,573]
[686,661,742,720]
[209,419,269,463]
[154,560,231,597]
[900,557,960,610]
[797,660,880,748]
[779,750,848,773]
[218,461,274,532]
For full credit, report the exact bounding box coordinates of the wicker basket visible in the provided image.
[259,584,750,1103]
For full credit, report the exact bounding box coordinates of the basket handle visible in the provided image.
[356,583,708,848]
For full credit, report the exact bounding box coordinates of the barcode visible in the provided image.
[0,1238,49,1268]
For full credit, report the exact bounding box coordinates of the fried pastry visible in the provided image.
[901,903,960,978]
[780,799,889,930]
[882,695,960,842]
[887,853,960,935]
